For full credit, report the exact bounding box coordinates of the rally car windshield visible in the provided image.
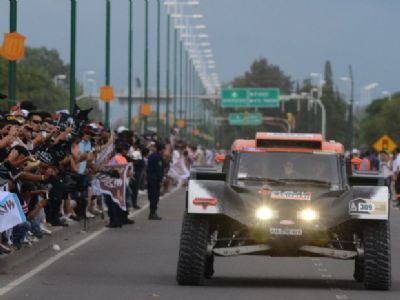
[235,152,340,185]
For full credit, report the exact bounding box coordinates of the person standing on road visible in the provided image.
[379,151,393,200]
[105,142,134,227]
[392,148,400,206]
[147,143,166,220]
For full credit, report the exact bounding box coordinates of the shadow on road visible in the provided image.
[204,276,365,290]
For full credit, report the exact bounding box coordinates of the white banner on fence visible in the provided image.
[0,192,26,232]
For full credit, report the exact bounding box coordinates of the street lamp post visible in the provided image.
[165,14,171,136]
[363,82,379,103]
[341,65,354,150]
[83,70,95,94]
[8,0,17,107]
[310,72,323,99]
[144,0,149,132]
[104,0,111,130]
[128,0,133,129]
[173,28,178,126]
[179,40,183,120]
[69,0,77,114]
[156,0,161,133]
[87,78,97,96]
[184,49,189,137]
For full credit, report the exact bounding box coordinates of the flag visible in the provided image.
[0,192,26,232]
[92,164,132,211]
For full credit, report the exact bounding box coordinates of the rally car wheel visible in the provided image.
[176,213,209,285]
[363,221,391,290]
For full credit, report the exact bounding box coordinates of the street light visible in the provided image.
[171,14,203,19]
[382,91,391,101]
[341,65,355,150]
[87,78,97,97]
[363,82,379,103]
[83,70,96,94]
[165,1,199,6]
[54,74,67,87]
[310,72,324,99]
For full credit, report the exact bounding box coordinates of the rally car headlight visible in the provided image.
[255,206,275,220]
[298,208,319,221]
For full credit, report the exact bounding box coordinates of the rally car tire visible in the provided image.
[176,213,209,285]
[363,221,391,290]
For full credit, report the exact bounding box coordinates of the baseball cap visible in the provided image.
[116,126,129,134]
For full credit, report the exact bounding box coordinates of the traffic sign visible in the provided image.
[373,134,397,152]
[228,113,262,126]
[221,88,280,108]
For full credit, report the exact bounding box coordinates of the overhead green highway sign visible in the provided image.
[221,88,280,108]
[228,113,262,126]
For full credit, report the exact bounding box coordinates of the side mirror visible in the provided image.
[214,154,225,163]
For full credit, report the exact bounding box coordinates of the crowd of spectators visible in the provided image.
[0,99,217,255]
[350,148,400,206]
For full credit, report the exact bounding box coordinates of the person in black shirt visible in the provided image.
[147,143,166,220]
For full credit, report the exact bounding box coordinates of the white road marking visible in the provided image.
[0,188,180,296]
[310,258,321,261]
[314,263,324,267]
[0,227,107,296]
[318,268,328,272]
[330,284,349,300]
[321,274,333,278]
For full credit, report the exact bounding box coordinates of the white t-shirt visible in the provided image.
[392,154,400,173]
[381,161,393,178]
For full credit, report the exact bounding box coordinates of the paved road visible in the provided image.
[1,189,400,300]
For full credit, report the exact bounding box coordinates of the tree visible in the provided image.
[359,93,400,148]
[0,46,73,113]
[321,60,347,143]
[232,58,293,93]
[20,47,70,82]
[76,97,102,122]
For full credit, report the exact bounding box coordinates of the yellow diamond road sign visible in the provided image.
[373,134,397,152]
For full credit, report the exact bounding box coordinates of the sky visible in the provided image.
[0,0,399,108]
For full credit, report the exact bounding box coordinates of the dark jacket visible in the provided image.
[147,152,164,183]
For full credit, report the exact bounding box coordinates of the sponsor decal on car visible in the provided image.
[270,190,312,201]
[270,227,303,236]
[258,188,272,196]
[193,197,218,210]
[349,198,376,214]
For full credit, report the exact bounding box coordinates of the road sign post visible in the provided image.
[221,88,280,108]
[373,135,397,153]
